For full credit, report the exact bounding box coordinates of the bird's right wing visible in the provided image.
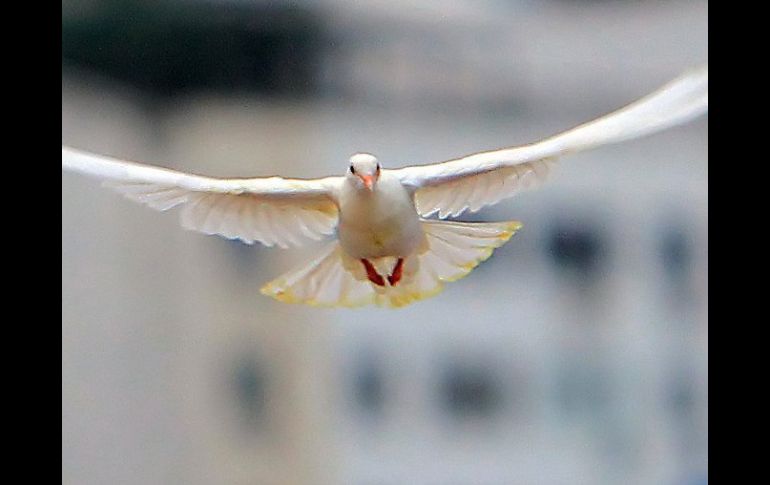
[62,147,341,248]
[392,65,708,218]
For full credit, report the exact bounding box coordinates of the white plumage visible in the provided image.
[62,65,708,308]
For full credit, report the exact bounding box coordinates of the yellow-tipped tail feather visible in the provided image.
[260,220,521,308]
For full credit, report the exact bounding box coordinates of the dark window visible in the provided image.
[545,217,608,284]
[350,350,388,421]
[231,355,267,431]
[353,360,386,417]
[667,372,696,420]
[439,362,503,419]
[659,226,693,284]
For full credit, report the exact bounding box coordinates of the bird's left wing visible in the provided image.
[62,147,341,248]
[391,65,708,218]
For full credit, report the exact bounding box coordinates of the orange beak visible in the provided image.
[359,174,375,190]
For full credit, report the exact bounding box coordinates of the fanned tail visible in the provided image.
[260,242,376,307]
[260,220,522,308]
[392,219,521,306]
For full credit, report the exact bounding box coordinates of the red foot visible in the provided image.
[361,259,385,286]
[387,258,405,286]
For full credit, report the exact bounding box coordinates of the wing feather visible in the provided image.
[393,65,708,218]
[63,147,341,247]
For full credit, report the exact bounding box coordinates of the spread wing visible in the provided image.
[392,65,708,218]
[62,147,341,248]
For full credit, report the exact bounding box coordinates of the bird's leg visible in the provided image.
[387,258,405,286]
[360,258,385,286]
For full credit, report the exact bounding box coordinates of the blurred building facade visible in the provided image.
[62,1,707,484]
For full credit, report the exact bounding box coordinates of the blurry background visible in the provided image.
[62,1,708,484]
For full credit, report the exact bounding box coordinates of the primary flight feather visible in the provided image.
[62,65,708,308]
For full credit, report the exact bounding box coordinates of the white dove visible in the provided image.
[62,66,708,308]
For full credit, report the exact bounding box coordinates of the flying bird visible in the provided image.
[62,66,708,308]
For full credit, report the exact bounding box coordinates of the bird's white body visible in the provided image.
[61,65,708,308]
[336,171,422,259]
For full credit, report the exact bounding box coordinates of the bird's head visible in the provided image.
[346,153,381,191]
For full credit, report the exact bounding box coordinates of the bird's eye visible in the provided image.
[350,165,356,174]
[376,163,380,172]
